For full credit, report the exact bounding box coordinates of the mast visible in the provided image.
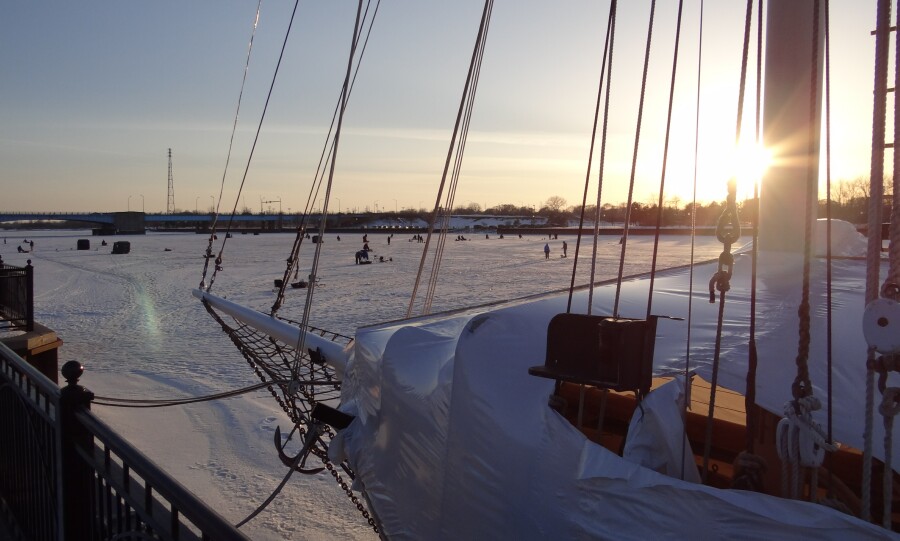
[758,0,825,252]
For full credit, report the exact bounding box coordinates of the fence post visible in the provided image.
[59,360,95,541]
[25,260,33,332]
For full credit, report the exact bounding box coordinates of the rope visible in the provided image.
[422,1,493,315]
[235,435,305,528]
[743,0,763,457]
[889,0,900,297]
[701,0,753,483]
[776,395,835,500]
[701,179,740,483]
[776,0,827,505]
[876,0,900,528]
[865,350,877,520]
[587,1,618,314]
[567,1,616,314]
[271,0,382,316]
[680,0,703,483]
[863,0,892,521]
[199,0,262,289]
[823,0,835,499]
[612,0,656,319]
[645,0,685,320]
[423,7,492,315]
[292,0,365,376]
[880,389,900,528]
[205,0,303,293]
[407,0,494,317]
[790,0,822,406]
[91,380,343,408]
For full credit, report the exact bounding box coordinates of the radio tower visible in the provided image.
[166,148,175,214]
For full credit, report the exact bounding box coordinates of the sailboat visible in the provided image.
[194,0,899,538]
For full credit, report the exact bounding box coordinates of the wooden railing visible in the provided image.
[0,262,33,332]
[0,342,248,540]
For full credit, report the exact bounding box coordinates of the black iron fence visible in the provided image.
[0,262,33,332]
[0,343,248,540]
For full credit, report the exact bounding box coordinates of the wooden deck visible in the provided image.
[553,375,899,526]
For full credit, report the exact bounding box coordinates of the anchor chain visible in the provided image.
[709,179,741,303]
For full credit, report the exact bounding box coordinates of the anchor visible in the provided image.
[273,423,326,474]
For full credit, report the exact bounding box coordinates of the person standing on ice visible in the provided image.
[544,243,550,259]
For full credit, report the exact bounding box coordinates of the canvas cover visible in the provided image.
[333,230,895,539]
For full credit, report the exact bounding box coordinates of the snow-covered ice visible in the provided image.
[0,228,723,540]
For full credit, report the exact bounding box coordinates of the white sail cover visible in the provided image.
[334,231,895,539]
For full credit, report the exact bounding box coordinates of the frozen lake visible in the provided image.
[1,228,723,540]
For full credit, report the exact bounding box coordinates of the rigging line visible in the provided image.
[272,0,382,316]
[429,48,487,309]
[680,0,703,483]
[645,0,685,319]
[891,0,900,294]
[882,0,899,526]
[292,0,365,375]
[424,8,492,314]
[587,0,619,316]
[745,0,763,456]
[824,0,834,491]
[791,0,822,404]
[200,0,263,288]
[567,1,616,314]
[93,380,287,404]
[235,439,304,528]
[612,0,657,319]
[206,0,303,293]
[416,0,492,316]
[93,382,343,408]
[407,0,494,318]
[702,0,754,484]
[863,0,892,521]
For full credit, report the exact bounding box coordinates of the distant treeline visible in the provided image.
[451,177,893,227]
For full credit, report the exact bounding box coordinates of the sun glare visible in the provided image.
[733,141,772,191]
[697,139,772,202]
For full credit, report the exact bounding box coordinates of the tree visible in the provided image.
[492,203,519,215]
[545,195,567,212]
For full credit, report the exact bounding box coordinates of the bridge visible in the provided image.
[0,211,301,235]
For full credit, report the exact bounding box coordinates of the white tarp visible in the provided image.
[335,229,896,539]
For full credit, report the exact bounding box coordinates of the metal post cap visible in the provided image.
[61,360,84,384]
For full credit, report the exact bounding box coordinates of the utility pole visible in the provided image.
[167,149,175,214]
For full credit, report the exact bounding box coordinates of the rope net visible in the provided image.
[202,302,346,457]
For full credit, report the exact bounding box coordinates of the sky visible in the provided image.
[0,1,878,214]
